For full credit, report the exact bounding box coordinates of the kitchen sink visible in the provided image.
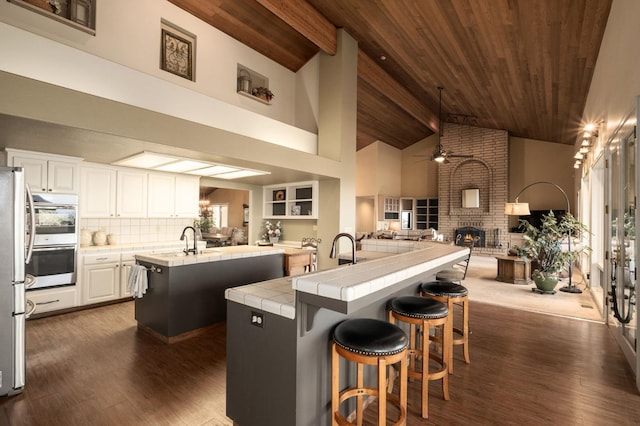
[155,251,189,258]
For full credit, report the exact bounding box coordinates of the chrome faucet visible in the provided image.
[329,233,357,265]
[180,226,198,255]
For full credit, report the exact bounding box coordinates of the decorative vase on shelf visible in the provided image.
[269,236,279,244]
[93,230,107,246]
[107,234,118,245]
[80,228,92,247]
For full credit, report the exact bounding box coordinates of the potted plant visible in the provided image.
[514,211,590,292]
[263,220,282,243]
[251,87,274,102]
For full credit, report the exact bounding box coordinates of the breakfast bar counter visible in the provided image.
[225,241,469,426]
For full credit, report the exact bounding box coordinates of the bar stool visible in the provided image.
[419,281,470,373]
[331,318,408,426]
[388,296,450,419]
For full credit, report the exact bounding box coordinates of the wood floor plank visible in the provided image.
[1,300,639,425]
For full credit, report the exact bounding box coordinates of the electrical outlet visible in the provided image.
[251,311,264,328]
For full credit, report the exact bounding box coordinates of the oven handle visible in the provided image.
[33,204,77,210]
[25,184,36,265]
[32,246,76,252]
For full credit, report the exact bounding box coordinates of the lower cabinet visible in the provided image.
[80,250,154,306]
[82,253,121,305]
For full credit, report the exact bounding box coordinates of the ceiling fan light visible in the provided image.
[434,154,446,163]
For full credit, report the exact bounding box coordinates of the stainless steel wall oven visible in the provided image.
[26,193,78,290]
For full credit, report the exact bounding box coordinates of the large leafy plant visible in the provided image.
[515,211,590,278]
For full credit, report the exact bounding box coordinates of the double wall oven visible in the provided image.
[27,193,78,290]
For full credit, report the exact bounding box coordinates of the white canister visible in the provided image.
[80,229,92,247]
[107,234,118,245]
[93,230,107,246]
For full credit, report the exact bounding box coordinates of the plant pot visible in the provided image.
[533,273,559,292]
[269,237,279,244]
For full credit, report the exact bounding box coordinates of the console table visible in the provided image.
[495,255,531,285]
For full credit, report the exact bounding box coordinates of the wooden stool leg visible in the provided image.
[399,353,408,426]
[447,298,455,374]
[420,319,429,419]
[442,320,450,400]
[378,358,387,425]
[331,343,339,426]
[357,363,364,426]
[462,299,470,364]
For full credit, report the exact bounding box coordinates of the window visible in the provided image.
[211,204,228,228]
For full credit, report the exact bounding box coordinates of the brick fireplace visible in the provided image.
[437,123,509,255]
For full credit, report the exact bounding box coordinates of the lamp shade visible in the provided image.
[504,202,531,215]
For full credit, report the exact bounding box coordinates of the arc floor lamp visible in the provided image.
[504,181,582,294]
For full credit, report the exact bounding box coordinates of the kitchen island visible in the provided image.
[134,245,284,342]
[225,240,469,426]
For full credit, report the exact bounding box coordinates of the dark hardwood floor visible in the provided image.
[1,301,639,425]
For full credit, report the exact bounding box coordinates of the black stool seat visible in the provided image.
[333,318,408,356]
[388,296,448,319]
[420,281,468,297]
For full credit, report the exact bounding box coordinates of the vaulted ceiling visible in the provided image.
[168,0,612,151]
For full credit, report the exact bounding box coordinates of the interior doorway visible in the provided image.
[356,196,376,234]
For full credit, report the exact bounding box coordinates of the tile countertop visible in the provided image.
[134,245,284,267]
[225,241,469,320]
[78,240,207,254]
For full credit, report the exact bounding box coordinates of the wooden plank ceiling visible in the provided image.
[168,0,612,151]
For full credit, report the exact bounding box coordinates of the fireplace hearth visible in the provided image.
[455,227,485,247]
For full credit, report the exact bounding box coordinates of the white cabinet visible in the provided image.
[81,253,120,304]
[116,169,148,217]
[27,286,77,314]
[80,165,147,218]
[378,196,400,220]
[174,175,200,218]
[263,181,318,219]
[6,149,81,193]
[148,173,199,218]
[80,165,117,217]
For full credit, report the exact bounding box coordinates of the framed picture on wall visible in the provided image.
[160,20,196,81]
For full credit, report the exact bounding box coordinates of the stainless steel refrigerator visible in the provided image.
[0,167,35,397]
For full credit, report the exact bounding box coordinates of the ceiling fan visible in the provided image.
[430,87,473,164]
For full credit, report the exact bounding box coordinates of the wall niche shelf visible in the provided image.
[8,0,96,35]
[237,63,272,105]
[237,90,271,105]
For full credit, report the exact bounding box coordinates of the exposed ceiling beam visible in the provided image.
[358,51,438,133]
[255,0,337,55]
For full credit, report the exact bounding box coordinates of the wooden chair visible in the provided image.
[435,241,473,284]
[331,318,408,426]
[301,237,320,272]
[388,296,450,419]
[419,281,470,374]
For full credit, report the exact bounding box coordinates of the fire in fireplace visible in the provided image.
[455,227,485,247]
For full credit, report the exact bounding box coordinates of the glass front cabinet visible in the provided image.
[263,181,318,219]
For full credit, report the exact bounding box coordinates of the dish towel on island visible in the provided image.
[127,264,148,298]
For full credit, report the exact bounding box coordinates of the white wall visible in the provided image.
[0,0,311,127]
[581,0,640,157]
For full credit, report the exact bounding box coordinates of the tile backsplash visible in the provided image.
[79,217,195,245]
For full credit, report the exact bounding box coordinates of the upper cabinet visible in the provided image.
[263,181,318,219]
[115,169,148,218]
[6,148,81,193]
[80,163,199,219]
[80,165,117,217]
[148,172,199,218]
[80,164,147,218]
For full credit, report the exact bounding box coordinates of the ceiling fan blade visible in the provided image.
[449,154,474,158]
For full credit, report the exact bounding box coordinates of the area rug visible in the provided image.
[464,255,603,322]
